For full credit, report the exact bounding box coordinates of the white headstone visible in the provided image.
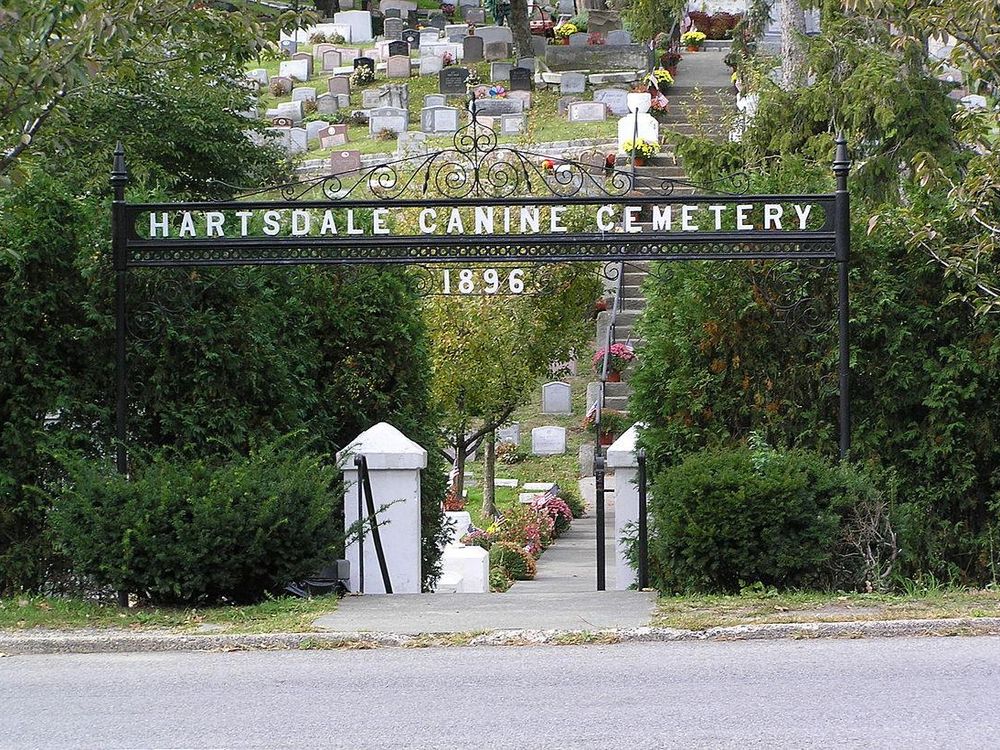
[279,58,310,82]
[419,55,445,76]
[305,120,330,143]
[369,106,409,135]
[594,88,630,116]
[333,10,373,42]
[291,87,317,102]
[531,426,567,456]
[541,381,572,414]
[497,423,520,445]
[288,127,308,155]
[420,105,460,134]
[568,101,607,122]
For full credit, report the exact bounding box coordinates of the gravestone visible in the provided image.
[484,41,510,61]
[490,62,513,81]
[306,120,330,143]
[471,97,524,115]
[439,66,470,94]
[316,93,339,114]
[541,382,572,414]
[556,0,574,11]
[516,57,535,73]
[594,87,629,116]
[557,96,579,115]
[313,43,336,63]
[291,51,314,76]
[589,10,623,36]
[275,100,304,121]
[560,72,587,94]
[424,93,447,108]
[422,42,461,60]
[497,423,521,446]
[568,101,607,122]
[463,36,484,62]
[384,18,405,41]
[280,39,298,55]
[270,116,294,128]
[330,149,362,175]
[463,7,485,23]
[531,426,567,456]
[322,50,342,71]
[396,131,428,158]
[509,67,532,91]
[353,56,376,76]
[279,58,309,81]
[420,105,461,134]
[500,112,526,134]
[531,35,547,56]
[270,76,293,95]
[507,90,531,109]
[428,14,447,30]
[334,10,374,42]
[247,68,269,85]
[384,8,402,19]
[420,30,441,46]
[545,44,648,71]
[291,87,317,102]
[319,124,349,148]
[337,47,360,63]
[369,106,409,135]
[568,32,588,46]
[606,29,632,45]
[617,112,658,153]
[402,29,420,48]
[445,24,468,42]
[362,83,409,110]
[329,76,351,95]
[380,0,417,14]
[406,9,419,28]
[475,25,514,45]
[388,40,409,57]
[387,54,412,78]
[288,127,309,155]
[419,55,444,76]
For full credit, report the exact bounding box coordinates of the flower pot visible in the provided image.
[626,91,651,114]
[632,156,647,167]
[599,431,615,446]
[607,370,622,382]
[686,45,701,52]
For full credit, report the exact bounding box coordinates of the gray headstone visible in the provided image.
[560,71,587,94]
[387,39,409,57]
[305,120,330,143]
[497,423,520,446]
[420,105,461,134]
[280,39,298,55]
[594,88,629,116]
[288,127,308,155]
[606,29,632,45]
[507,90,531,109]
[420,30,440,46]
[509,67,532,91]
[381,0,417,15]
[275,99,304,121]
[568,32,588,46]
[316,93,339,114]
[384,8,402,19]
[291,51,314,76]
[500,112,526,134]
[428,14,446,30]
[369,106,408,135]
[531,426,567,456]
[589,9,623,36]
[490,62,513,81]
[439,66,470,94]
[322,49,342,71]
[329,76,351,96]
[471,97,524,115]
[445,24,468,42]
[516,57,535,73]
[556,0,574,12]
[463,35,484,62]
[545,44,648,72]
[247,68,270,86]
[463,6,485,23]
[384,17,404,40]
[424,93,447,108]
[333,9,374,43]
[475,25,514,46]
[531,35,547,56]
[567,101,607,122]
[419,55,444,76]
[485,41,510,61]
[387,54,412,78]
[291,86,317,102]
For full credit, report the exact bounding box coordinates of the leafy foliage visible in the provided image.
[51,440,341,604]
[489,541,536,581]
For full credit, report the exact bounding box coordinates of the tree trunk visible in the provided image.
[482,431,497,518]
[508,0,533,58]
[780,0,807,90]
[453,431,467,501]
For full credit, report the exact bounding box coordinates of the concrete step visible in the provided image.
[603,394,631,411]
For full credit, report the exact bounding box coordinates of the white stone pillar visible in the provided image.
[606,423,643,590]
[337,422,426,594]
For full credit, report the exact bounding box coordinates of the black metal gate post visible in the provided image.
[594,452,606,591]
[833,136,852,461]
[637,447,648,589]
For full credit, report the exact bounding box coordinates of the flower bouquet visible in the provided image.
[620,138,660,166]
[681,30,707,51]
[592,342,637,380]
[553,21,577,43]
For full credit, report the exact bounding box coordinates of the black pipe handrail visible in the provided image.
[637,447,648,590]
[353,453,393,594]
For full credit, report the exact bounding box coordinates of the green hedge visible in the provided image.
[52,442,341,604]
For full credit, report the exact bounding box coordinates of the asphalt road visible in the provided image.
[2,637,999,749]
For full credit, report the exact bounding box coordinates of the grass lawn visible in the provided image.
[0,594,338,634]
[654,588,1000,630]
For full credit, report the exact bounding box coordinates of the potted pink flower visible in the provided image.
[592,342,636,381]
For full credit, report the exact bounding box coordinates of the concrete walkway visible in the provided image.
[313,477,655,634]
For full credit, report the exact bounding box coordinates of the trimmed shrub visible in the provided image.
[489,566,512,592]
[51,441,341,604]
[489,542,537,581]
[648,445,855,592]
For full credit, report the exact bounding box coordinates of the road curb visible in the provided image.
[3,616,1000,656]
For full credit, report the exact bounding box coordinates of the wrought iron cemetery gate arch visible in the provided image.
[110,113,852,592]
